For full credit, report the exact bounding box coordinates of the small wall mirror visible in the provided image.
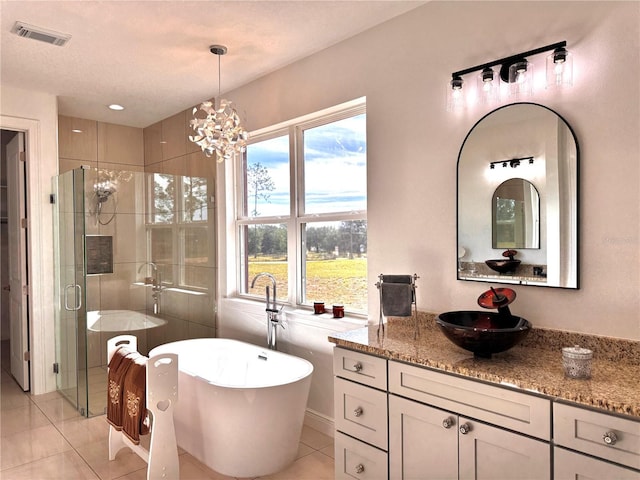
[492,178,540,249]
[457,103,579,288]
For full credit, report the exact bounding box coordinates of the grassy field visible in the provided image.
[248,257,367,311]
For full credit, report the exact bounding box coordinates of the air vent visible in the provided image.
[11,21,71,47]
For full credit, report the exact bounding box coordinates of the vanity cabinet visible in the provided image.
[332,347,639,480]
[553,402,640,479]
[334,348,389,479]
[388,362,551,480]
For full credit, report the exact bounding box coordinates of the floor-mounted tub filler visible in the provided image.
[149,338,314,478]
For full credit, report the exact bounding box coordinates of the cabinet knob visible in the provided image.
[459,423,471,435]
[603,431,618,446]
[354,406,363,417]
[353,362,363,372]
[442,417,454,429]
[355,463,365,474]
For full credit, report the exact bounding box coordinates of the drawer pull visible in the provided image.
[442,417,454,429]
[355,463,365,474]
[603,431,618,446]
[459,423,471,435]
[354,406,363,417]
[353,362,363,372]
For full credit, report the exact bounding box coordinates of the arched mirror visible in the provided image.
[457,103,579,288]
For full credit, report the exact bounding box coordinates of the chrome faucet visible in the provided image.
[250,272,284,350]
[138,262,162,315]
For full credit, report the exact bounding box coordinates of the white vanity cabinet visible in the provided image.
[332,347,639,480]
[334,348,389,479]
[388,361,551,480]
[553,402,640,479]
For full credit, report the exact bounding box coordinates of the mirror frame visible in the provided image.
[456,102,580,289]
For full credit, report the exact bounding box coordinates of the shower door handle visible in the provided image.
[64,284,82,311]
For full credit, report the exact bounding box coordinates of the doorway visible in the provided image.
[1,129,30,392]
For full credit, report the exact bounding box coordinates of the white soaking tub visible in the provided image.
[149,338,314,478]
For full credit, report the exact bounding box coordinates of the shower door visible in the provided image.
[53,168,88,415]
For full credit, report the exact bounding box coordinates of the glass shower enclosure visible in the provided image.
[53,166,215,417]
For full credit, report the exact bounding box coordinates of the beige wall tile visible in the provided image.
[97,122,144,166]
[143,121,162,166]
[58,116,97,161]
[59,158,96,174]
[161,111,187,161]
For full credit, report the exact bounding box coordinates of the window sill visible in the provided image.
[223,297,368,332]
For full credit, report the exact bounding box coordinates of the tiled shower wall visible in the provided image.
[58,113,216,369]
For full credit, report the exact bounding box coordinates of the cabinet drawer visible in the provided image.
[554,402,640,471]
[335,377,388,450]
[389,360,551,440]
[334,347,387,390]
[335,431,388,480]
[554,447,640,480]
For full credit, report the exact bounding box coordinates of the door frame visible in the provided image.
[0,115,51,394]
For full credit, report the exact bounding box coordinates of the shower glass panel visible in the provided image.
[53,167,88,415]
[53,167,216,417]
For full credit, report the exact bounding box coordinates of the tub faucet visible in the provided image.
[250,272,284,350]
[138,262,162,315]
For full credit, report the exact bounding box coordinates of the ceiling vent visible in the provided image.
[11,21,71,47]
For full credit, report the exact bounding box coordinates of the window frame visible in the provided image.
[235,99,367,312]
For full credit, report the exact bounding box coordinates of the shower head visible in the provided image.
[95,181,116,202]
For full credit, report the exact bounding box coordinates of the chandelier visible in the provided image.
[189,45,248,163]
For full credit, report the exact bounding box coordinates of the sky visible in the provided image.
[246,113,366,218]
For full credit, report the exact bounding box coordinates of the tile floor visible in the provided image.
[0,343,335,479]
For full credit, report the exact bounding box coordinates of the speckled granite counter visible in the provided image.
[328,313,640,419]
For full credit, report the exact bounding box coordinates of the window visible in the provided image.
[147,172,213,291]
[236,100,367,314]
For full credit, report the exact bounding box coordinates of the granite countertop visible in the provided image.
[328,312,640,419]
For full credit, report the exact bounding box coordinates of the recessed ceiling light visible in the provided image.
[108,104,125,111]
[71,129,83,133]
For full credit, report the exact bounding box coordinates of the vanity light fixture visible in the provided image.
[546,46,573,88]
[189,44,248,162]
[489,156,534,170]
[448,41,571,109]
[477,67,499,104]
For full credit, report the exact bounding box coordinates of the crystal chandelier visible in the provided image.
[189,45,248,163]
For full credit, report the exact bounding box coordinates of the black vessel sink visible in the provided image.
[436,310,531,358]
[485,259,521,274]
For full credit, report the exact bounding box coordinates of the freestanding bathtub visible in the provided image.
[149,338,314,478]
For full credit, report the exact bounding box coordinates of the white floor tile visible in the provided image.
[0,450,99,480]
[0,424,73,470]
[0,402,51,437]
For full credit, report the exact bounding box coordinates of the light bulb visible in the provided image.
[546,47,573,88]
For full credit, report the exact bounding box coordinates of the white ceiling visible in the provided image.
[1,1,425,128]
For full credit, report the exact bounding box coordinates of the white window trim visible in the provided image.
[233,98,367,312]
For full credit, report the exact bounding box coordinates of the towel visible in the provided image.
[381,282,413,317]
[122,354,149,444]
[381,275,413,284]
[106,347,137,430]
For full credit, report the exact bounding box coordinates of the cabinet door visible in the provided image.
[458,417,550,480]
[389,395,458,480]
[554,447,640,480]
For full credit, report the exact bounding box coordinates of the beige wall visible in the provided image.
[0,85,59,394]
[220,1,639,340]
[215,1,639,425]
